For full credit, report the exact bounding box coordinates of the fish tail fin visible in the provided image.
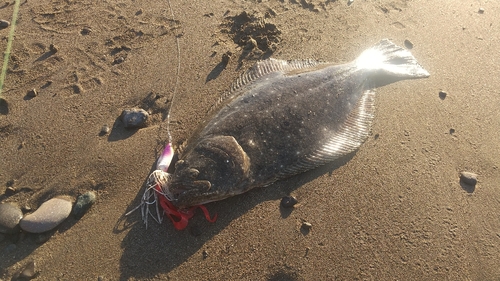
[355,39,430,79]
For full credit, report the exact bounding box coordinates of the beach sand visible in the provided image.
[1,0,499,280]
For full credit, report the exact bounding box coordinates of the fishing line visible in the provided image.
[0,0,21,99]
[165,0,181,145]
[126,0,183,225]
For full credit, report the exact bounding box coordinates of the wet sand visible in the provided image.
[1,0,499,280]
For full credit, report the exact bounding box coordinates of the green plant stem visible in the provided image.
[0,0,21,99]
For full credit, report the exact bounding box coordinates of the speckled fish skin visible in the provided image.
[167,39,429,208]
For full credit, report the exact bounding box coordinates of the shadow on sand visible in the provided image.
[116,152,355,280]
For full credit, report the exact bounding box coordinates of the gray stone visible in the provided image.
[0,202,23,234]
[100,124,110,136]
[19,197,73,233]
[281,196,298,208]
[460,171,477,186]
[19,260,36,279]
[26,89,38,98]
[404,39,413,49]
[0,20,9,29]
[121,108,149,128]
[72,191,96,219]
[302,222,312,229]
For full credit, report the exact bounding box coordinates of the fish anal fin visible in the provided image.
[278,89,376,178]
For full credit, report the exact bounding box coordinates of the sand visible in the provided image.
[1,0,499,280]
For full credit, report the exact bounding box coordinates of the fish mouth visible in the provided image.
[164,180,212,203]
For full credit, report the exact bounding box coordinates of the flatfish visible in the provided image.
[162,39,429,208]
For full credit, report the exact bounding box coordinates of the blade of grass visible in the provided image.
[0,0,21,100]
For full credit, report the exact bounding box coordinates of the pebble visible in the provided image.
[478,7,484,14]
[281,196,298,208]
[5,186,16,195]
[27,88,38,98]
[0,20,9,29]
[113,56,125,64]
[19,196,73,233]
[121,108,149,128]
[460,171,477,187]
[302,221,312,230]
[72,191,96,219]
[0,202,23,234]
[439,91,447,100]
[22,205,32,213]
[18,260,36,279]
[49,44,58,53]
[202,250,209,259]
[100,124,110,136]
[81,27,92,35]
[404,39,413,49]
[72,83,83,94]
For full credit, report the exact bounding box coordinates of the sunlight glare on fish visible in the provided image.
[356,48,385,70]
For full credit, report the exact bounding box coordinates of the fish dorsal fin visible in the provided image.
[277,89,376,178]
[209,58,322,114]
[180,59,321,156]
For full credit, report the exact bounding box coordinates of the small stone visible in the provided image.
[281,196,298,208]
[478,7,484,14]
[72,191,96,219]
[19,196,73,233]
[222,51,232,65]
[0,20,9,29]
[113,56,125,64]
[439,91,447,100]
[19,260,36,279]
[81,27,92,35]
[0,202,23,234]
[449,128,455,134]
[49,44,58,53]
[72,84,83,94]
[460,171,477,187]
[202,250,209,259]
[27,88,38,98]
[347,0,354,6]
[22,205,32,213]
[121,108,149,128]
[100,124,110,136]
[404,39,413,49]
[98,276,105,281]
[302,222,312,229]
[5,186,16,195]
